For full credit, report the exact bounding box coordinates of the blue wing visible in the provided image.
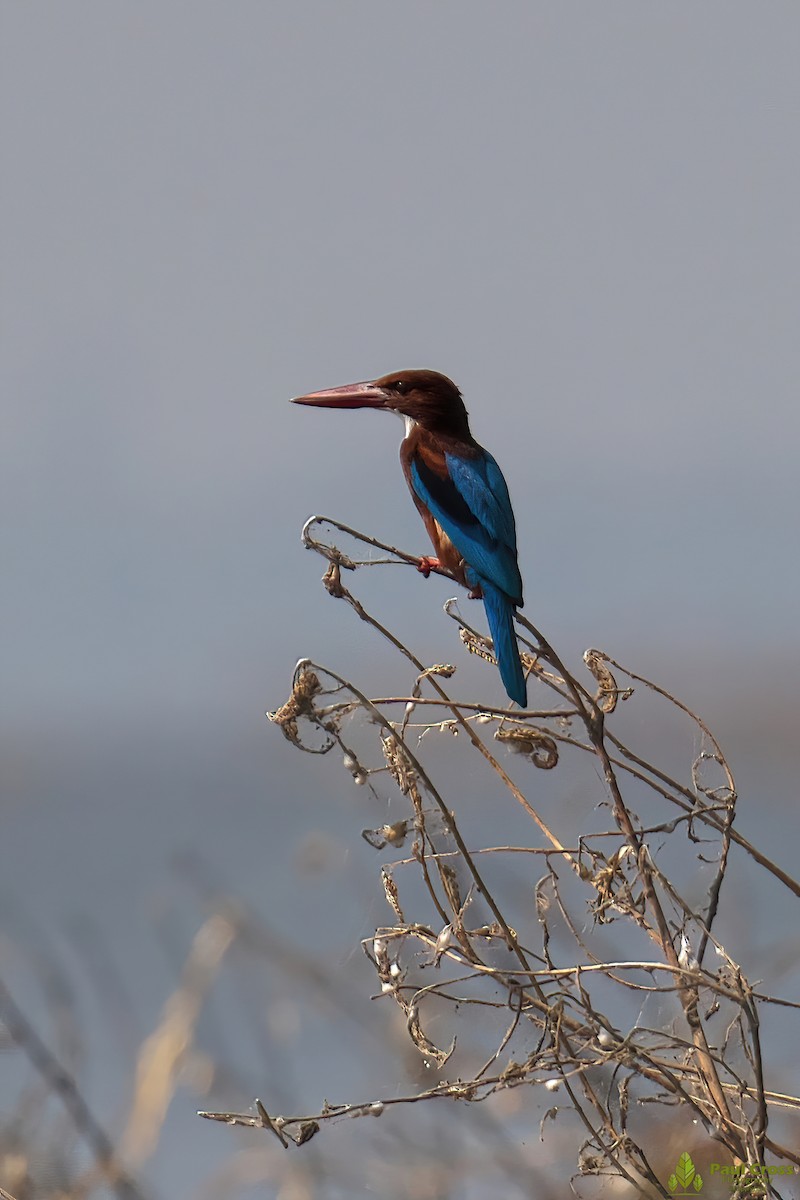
[410,449,523,606]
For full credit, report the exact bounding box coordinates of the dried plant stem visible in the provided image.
[0,980,146,1200]
[242,517,800,1193]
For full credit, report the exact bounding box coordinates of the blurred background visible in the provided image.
[2,4,799,1197]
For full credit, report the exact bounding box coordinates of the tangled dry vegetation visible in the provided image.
[3,516,799,1199]
[201,515,800,1198]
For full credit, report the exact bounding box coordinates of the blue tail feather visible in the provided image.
[479,579,527,707]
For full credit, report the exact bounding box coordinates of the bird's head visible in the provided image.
[292,369,471,438]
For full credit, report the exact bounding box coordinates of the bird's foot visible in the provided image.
[468,584,483,600]
[416,556,442,578]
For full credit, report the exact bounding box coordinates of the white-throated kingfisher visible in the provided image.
[292,369,527,707]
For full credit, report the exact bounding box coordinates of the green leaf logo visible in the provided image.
[676,1153,695,1188]
[668,1152,703,1193]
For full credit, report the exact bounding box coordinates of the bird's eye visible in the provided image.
[393,379,408,395]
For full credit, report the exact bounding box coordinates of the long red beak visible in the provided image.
[291,380,389,409]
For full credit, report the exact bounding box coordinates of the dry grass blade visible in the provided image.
[123,914,236,1164]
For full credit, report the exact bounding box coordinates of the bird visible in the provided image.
[292,369,527,707]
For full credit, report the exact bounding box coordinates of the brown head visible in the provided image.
[292,369,471,440]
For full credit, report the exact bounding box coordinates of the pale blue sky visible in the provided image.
[3,2,799,727]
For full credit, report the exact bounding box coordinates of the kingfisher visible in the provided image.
[292,369,527,707]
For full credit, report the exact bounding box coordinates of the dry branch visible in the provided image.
[206,516,800,1197]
